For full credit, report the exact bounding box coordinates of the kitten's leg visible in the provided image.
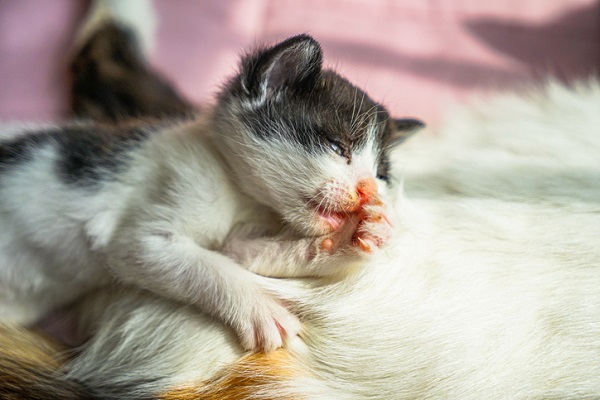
[107,232,300,352]
[71,0,195,121]
[223,204,393,278]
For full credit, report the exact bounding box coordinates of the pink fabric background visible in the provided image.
[1,0,599,124]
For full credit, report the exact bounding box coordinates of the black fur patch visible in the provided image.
[0,132,53,170]
[221,38,383,152]
[57,124,150,186]
[240,34,323,100]
[217,34,415,185]
[1,122,154,188]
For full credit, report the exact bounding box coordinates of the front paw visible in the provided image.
[234,291,301,353]
[352,203,393,253]
[317,203,393,256]
[316,212,361,256]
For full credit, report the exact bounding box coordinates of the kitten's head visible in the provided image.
[213,35,423,236]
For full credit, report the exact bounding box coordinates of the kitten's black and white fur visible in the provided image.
[0,30,421,351]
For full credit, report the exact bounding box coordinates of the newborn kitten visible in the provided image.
[0,34,422,351]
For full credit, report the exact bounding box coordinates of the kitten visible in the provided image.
[0,34,421,352]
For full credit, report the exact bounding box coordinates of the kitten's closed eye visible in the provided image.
[327,140,351,160]
[326,139,353,165]
[328,141,344,156]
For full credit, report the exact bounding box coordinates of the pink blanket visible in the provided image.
[1,0,598,123]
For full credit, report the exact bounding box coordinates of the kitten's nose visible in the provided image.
[331,177,379,212]
[356,177,378,206]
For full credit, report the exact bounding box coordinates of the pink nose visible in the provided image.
[356,178,378,206]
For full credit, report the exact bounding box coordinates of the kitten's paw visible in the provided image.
[352,203,393,253]
[316,203,392,256]
[316,213,362,256]
[236,293,301,353]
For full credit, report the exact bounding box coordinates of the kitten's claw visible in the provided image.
[355,236,372,253]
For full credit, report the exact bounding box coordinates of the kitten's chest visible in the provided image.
[190,190,245,247]
[170,179,267,250]
[146,138,264,248]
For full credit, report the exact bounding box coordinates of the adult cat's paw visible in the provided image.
[234,291,301,353]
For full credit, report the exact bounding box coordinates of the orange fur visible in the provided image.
[0,324,90,399]
[159,350,305,400]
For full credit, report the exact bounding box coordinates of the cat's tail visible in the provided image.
[74,0,157,57]
[70,0,195,121]
[0,324,97,400]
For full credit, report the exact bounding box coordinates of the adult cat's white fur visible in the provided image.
[61,79,600,399]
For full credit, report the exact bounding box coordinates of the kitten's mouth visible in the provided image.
[317,208,346,231]
[306,200,348,232]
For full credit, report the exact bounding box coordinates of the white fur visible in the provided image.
[65,79,600,398]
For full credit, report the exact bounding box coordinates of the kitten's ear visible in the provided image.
[387,118,425,148]
[241,34,323,101]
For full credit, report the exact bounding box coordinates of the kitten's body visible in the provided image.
[0,20,410,350]
[0,119,246,322]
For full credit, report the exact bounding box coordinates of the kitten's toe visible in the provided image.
[317,213,362,255]
[261,304,301,352]
[352,204,393,252]
[238,296,301,352]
